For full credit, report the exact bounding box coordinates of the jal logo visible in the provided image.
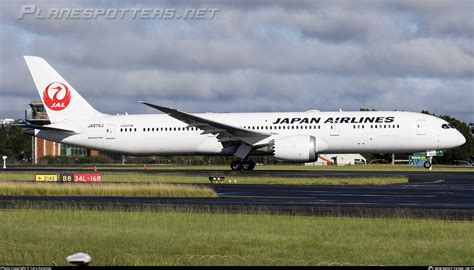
[43,82,71,111]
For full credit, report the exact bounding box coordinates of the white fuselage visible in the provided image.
[36,110,464,156]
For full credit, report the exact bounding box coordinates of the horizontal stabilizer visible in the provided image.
[15,123,77,134]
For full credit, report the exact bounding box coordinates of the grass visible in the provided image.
[0,172,408,185]
[0,209,472,266]
[0,182,216,198]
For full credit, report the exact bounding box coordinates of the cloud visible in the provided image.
[0,0,473,124]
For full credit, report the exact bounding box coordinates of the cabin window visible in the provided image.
[442,124,450,129]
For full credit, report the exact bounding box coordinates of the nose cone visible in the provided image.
[457,131,466,146]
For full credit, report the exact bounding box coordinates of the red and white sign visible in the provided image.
[43,82,71,111]
[74,173,102,182]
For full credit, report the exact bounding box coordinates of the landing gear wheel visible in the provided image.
[242,160,256,171]
[423,161,432,169]
[231,160,242,171]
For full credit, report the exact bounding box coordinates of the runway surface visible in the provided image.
[1,169,473,219]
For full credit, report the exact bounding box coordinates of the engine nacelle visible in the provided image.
[270,135,322,162]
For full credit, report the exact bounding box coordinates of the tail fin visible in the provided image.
[23,56,103,123]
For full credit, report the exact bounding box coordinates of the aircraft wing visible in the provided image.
[140,102,270,145]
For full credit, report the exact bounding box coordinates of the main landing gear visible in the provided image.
[230,159,256,171]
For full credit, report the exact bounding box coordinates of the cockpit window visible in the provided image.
[442,124,456,129]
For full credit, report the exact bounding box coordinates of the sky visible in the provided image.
[0,0,473,123]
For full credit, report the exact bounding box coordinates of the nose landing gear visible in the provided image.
[424,156,433,170]
[230,159,256,171]
[423,161,432,169]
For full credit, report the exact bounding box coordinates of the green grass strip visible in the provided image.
[0,209,472,266]
[0,182,216,198]
[0,172,408,185]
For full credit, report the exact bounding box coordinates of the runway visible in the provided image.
[1,169,473,219]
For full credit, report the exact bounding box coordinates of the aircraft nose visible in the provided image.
[457,131,466,146]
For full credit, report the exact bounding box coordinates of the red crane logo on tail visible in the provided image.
[43,82,71,111]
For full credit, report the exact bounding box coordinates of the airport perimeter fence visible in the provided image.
[0,250,352,266]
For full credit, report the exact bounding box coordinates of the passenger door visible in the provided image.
[416,120,426,135]
[106,124,115,139]
[329,125,339,136]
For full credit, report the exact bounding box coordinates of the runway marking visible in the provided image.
[408,179,446,185]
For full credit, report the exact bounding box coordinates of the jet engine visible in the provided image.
[269,135,328,162]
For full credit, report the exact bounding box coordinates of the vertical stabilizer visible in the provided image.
[23,56,103,123]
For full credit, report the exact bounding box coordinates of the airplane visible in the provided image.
[21,56,466,170]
